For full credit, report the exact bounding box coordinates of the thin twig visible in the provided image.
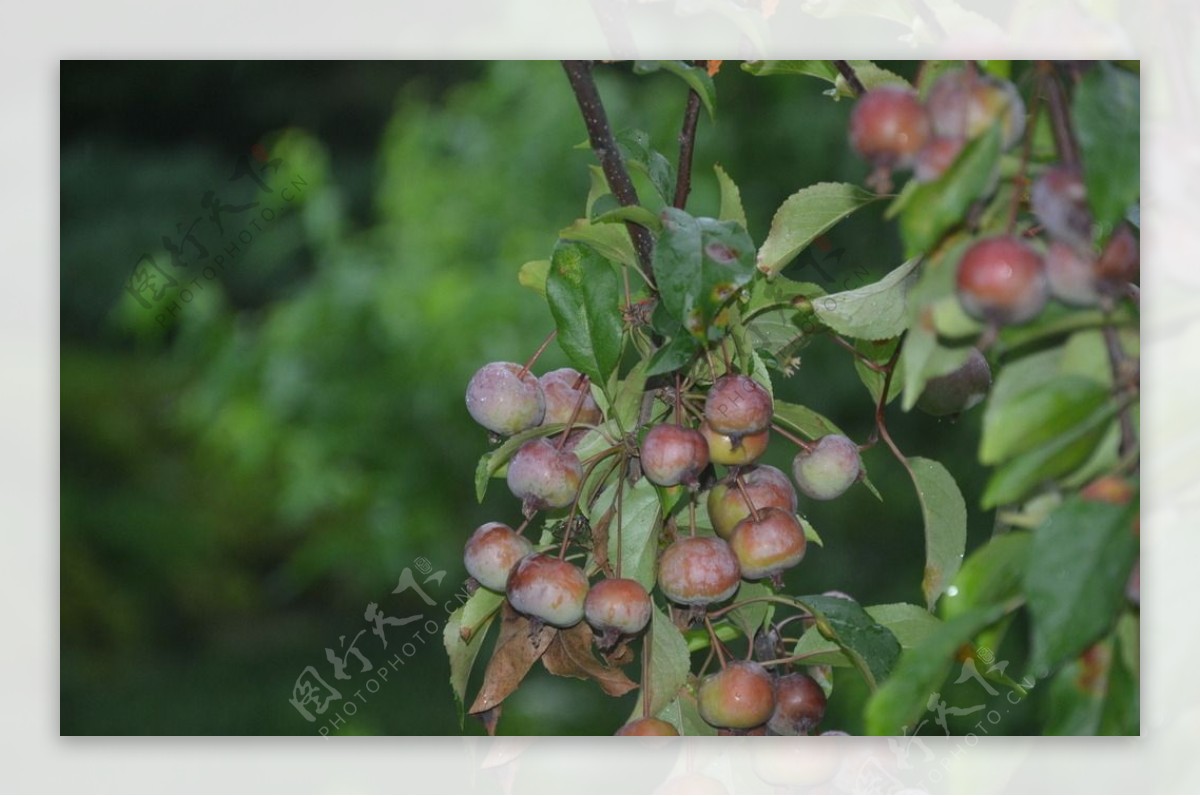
[561,60,656,285]
[672,85,703,209]
[519,329,557,378]
[873,333,915,476]
[1102,323,1138,457]
[1040,62,1079,171]
[1007,76,1043,234]
[833,61,867,97]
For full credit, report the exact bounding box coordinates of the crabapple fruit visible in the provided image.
[697,660,776,730]
[848,86,930,169]
[955,235,1048,325]
[506,438,583,510]
[1045,240,1100,307]
[657,536,741,606]
[463,522,534,592]
[641,424,710,488]
[1031,166,1092,251]
[700,422,770,467]
[768,672,827,736]
[506,553,589,628]
[707,465,797,540]
[466,361,546,436]
[728,507,807,580]
[585,577,652,637]
[539,367,602,427]
[1096,224,1139,290]
[705,374,773,436]
[916,348,992,416]
[615,717,679,736]
[791,434,861,501]
[913,135,965,182]
[926,68,1026,149]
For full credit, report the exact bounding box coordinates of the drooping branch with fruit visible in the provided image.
[445,60,1139,736]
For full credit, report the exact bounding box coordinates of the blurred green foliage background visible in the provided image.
[61,60,1027,735]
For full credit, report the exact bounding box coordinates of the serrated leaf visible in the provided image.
[794,594,901,691]
[474,423,566,502]
[593,204,664,232]
[980,376,1110,465]
[909,457,968,610]
[728,581,775,642]
[559,218,636,268]
[793,603,941,667]
[444,594,501,726]
[628,606,692,720]
[646,335,699,377]
[865,603,1010,735]
[939,532,1031,621]
[982,400,1118,509]
[468,604,556,715]
[612,359,650,432]
[811,258,921,339]
[1024,496,1138,674]
[655,208,757,341]
[1072,62,1139,239]
[542,621,639,697]
[898,125,1002,258]
[742,59,910,98]
[714,163,747,229]
[634,60,717,119]
[756,183,881,278]
[546,240,625,386]
[518,260,550,297]
[592,477,661,590]
[614,128,677,204]
[652,691,715,736]
[854,338,904,405]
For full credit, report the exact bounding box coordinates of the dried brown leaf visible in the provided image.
[468,604,556,715]
[542,622,639,697]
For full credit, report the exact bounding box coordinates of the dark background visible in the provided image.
[60,60,1025,735]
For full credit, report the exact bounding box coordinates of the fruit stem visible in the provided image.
[674,372,683,426]
[555,373,592,451]
[641,619,653,720]
[688,496,698,538]
[1006,75,1043,234]
[704,614,728,668]
[615,458,626,578]
[518,329,557,378]
[1039,61,1080,172]
[561,60,657,285]
[832,60,866,98]
[559,454,620,559]
[756,650,824,668]
[672,71,703,210]
[1102,321,1138,458]
[733,474,762,523]
[770,422,814,453]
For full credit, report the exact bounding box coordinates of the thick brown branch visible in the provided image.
[673,87,702,209]
[561,60,656,285]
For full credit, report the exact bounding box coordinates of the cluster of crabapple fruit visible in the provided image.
[463,357,860,734]
[849,66,1139,331]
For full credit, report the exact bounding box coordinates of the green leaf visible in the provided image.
[654,208,757,341]
[741,60,910,98]
[559,218,636,269]
[728,581,775,642]
[793,603,941,667]
[940,532,1031,621]
[811,258,921,340]
[980,376,1110,465]
[756,183,881,278]
[614,128,677,204]
[909,457,968,610]
[713,163,747,229]
[1045,637,1114,735]
[1072,62,1140,238]
[854,338,904,405]
[474,423,566,502]
[654,690,717,736]
[865,603,1010,735]
[593,477,662,590]
[646,335,699,377]
[794,594,901,690]
[593,204,664,232]
[443,589,503,725]
[1024,495,1138,674]
[518,259,550,297]
[898,125,1002,258]
[628,605,693,720]
[546,240,625,385]
[982,400,1118,509]
[611,359,650,433]
[634,60,717,119]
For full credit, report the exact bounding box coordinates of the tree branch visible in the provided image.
[561,60,656,286]
[1040,62,1079,171]
[833,60,867,98]
[672,87,702,209]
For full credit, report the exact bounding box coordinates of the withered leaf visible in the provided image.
[468,604,557,715]
[542,621,639,697]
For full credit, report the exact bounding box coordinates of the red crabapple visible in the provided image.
[615,717,679,736]
[926,68,1026,149]
[657,536,741,607]
[914,135,966,182]
[463,522,534,592]
[465,361,545,436]
[640,424,710,488]
[728,507,807,580]
[585,577,652,637]
[1045,240,1101,307]
[955,235,1048,326]
[848,86,931,169]
[916,348,992,416]
[706,465,797,540]
[768,672,827,735]
[506,438,583,511]
[539,367,602,427]
[1031,166,1092,251]
[697,660,776,730]
[705,374,773,436]
[506,553,589,628]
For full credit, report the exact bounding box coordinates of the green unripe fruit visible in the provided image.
[916,348,992,417]
[698,660,776,730]
[463,522,533,592]
[506,553,588,628]
[465,361,545,436]
[791,434,861,501]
